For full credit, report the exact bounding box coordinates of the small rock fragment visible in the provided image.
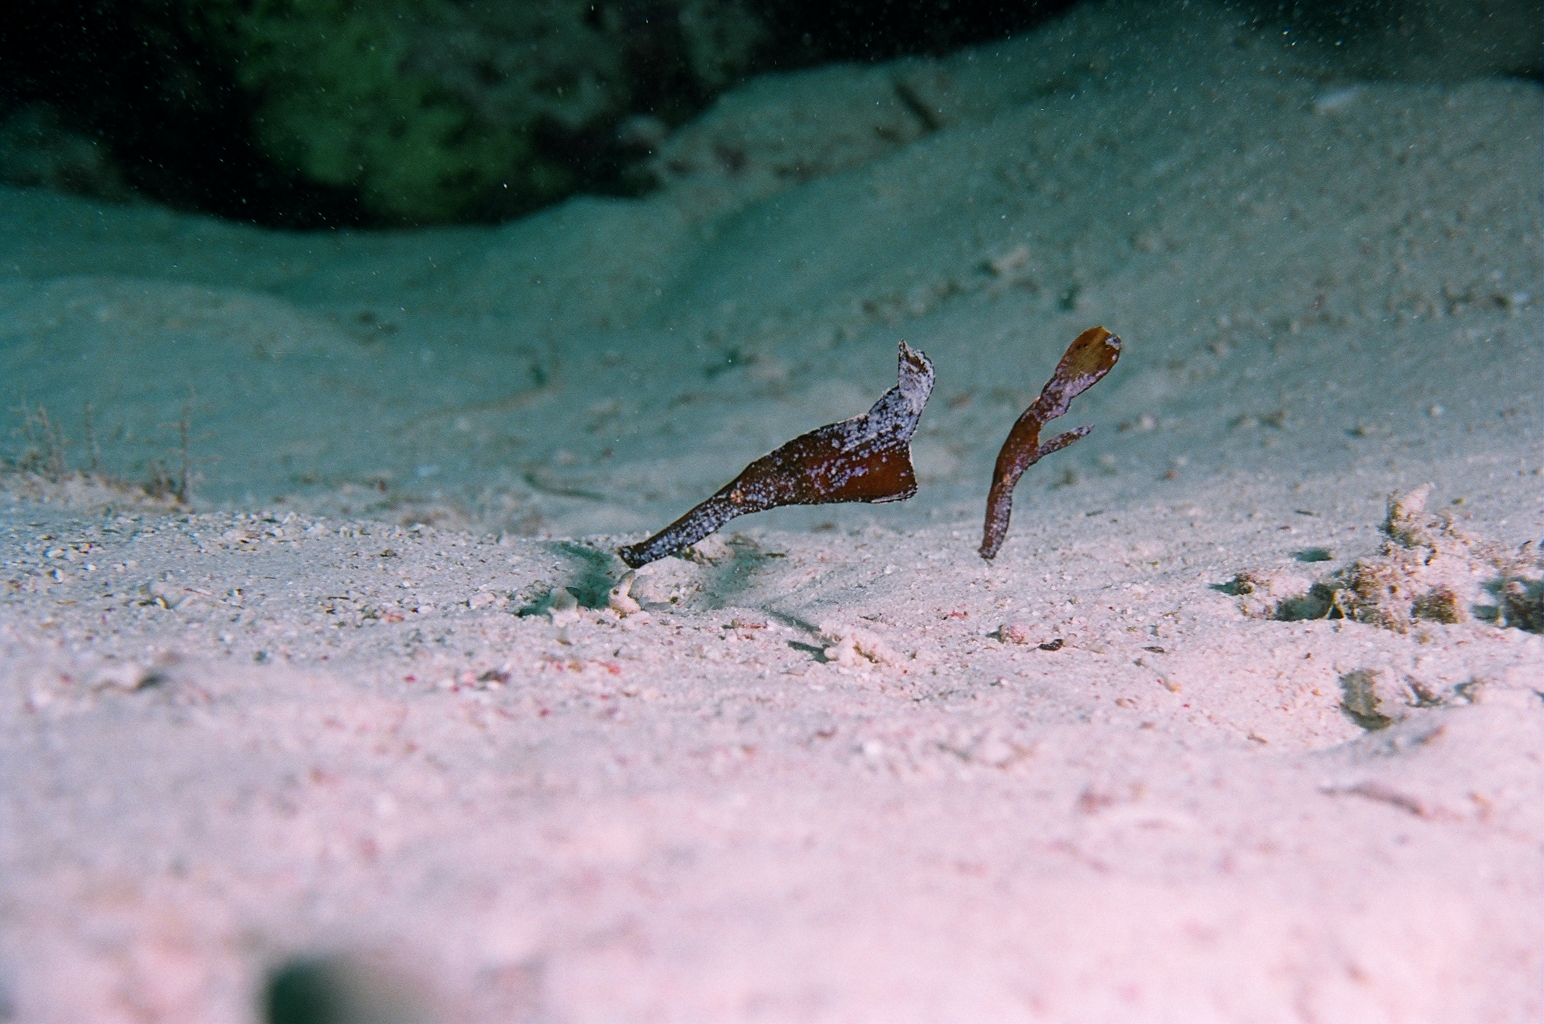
[999,622,1034,645]
[1338,668,1459,729]
[607,573,642,616]
[544,587,581,626]
[91,660,154,692]
[823,626,901,668]
[684,533,731,563]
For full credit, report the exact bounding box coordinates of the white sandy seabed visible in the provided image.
[1,2,1542,1021]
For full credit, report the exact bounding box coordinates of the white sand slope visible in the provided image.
[2,2,1541,1021]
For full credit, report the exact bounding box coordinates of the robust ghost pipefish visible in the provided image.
[979,326,1122,560]
[619,342,935,568]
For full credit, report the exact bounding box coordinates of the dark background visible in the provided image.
[1,0,1537,229]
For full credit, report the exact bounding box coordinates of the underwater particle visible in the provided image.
[979,326,1122,560]
[618,342,935,568]
[1312,86,1362,115]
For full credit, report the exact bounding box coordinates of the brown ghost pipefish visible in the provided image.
[619,342,936,568]
[979,326,1122,560]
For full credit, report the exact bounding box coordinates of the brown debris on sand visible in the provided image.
[619,342,935,568]
[1321,485,1544,632]
[1232,484,1544,633]
[979,326,1122,560]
